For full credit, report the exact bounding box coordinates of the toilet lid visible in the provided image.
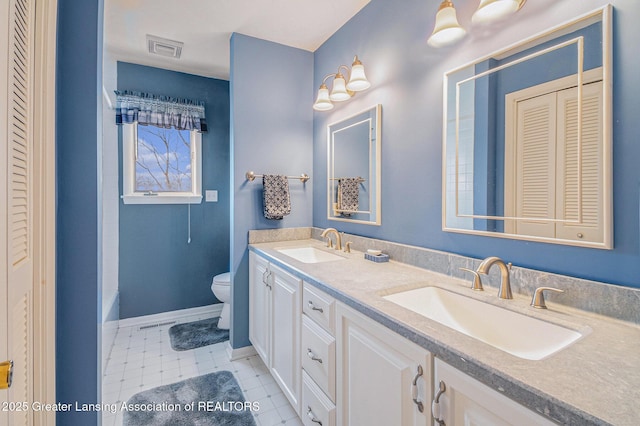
[213,272,231,285]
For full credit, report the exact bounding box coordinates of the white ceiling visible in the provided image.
[104,0,371,80]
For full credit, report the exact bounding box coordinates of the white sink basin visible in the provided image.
[276,247,346,264]
[383,286,583,360]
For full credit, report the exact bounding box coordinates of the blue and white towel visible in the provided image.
[263,175,291,220]
[337,177,360,216]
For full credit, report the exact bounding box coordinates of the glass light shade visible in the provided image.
[427,1,467,48]
[472,0,522,25]
[346,58,371,92]
[329,73,351,102]
[313,85,334,111]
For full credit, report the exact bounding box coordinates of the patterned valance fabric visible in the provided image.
[115,90,207,132]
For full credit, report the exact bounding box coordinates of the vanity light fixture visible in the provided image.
[428,0,527,48]
[427,1,467,48]
[313,56,371,111]
[472,0,526,25]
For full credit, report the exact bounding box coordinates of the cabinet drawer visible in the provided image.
[303,282,335,333]
[302,371,336,426]
[302,315,336,402]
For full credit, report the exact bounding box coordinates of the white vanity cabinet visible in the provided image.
[250,249,559,426]
[433,359,556,426]
[249,252,302,415]
[336,302,432,426]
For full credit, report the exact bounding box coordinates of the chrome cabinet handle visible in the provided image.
[307,300,324,313]
[307,349,323,364]
[411,364,424,413]
[307,407,322,425]
[432,380,446,426]
[262,270,272,289]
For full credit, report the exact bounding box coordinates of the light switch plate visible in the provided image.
[205,190,218,202]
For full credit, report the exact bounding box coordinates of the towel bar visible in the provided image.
[245,171,310,183]
[330,177,366,183]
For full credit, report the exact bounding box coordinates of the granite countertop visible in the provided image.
[249,239,640,426]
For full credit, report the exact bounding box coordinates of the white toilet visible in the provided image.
[211,272,231,330]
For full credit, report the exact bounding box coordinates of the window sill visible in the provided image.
[121,194,203,205]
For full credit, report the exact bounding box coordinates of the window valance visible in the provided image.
[115,90,208,132]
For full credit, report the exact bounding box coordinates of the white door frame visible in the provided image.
[32,0,57,422]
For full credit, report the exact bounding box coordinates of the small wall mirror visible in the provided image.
[442,6,612,248]
[328,104,381,225]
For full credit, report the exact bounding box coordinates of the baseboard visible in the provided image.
[102,290,119,323]
[226,342,257,361]
[118,304,223,329]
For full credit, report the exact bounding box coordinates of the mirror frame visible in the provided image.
[327,104,382,226]
[441,5,612,249]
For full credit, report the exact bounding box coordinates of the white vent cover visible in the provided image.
[147,34,183,59]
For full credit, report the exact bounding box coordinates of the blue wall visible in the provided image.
[312,0,640,288]
[230,34,314,348]
[56,0,102,424]
[117,62,230,319]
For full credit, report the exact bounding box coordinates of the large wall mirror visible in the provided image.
[442,6,612,248]
[328,104,381,225]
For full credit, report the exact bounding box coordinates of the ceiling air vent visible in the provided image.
[147,35,183,59]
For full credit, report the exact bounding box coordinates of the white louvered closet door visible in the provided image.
[555,82,603,243]
[1,0,36,424]
[513,92,558,238]
[509,81,603,243]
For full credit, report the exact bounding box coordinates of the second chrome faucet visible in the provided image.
[461,256,513,299]
[321,227,342,251]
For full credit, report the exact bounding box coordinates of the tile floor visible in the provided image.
[101,312,303,426]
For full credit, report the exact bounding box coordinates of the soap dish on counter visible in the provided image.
[364,252,389,263]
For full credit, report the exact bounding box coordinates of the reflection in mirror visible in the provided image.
[442,6,612,248]
[328,104,381,225]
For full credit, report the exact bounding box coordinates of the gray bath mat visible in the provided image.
[123,371,256,426]
[169,317,229,351]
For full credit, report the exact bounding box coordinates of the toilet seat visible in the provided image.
[213,272,230,286]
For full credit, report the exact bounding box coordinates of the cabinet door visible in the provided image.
[336,303,431,426]
[270,263,302,415]
[433,359,555,426]
[249,252,271,366]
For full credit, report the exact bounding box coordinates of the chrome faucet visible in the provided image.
[476,256,513,299]
[320,227,342,251]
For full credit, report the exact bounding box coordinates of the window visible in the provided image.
[122,123,202,204]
